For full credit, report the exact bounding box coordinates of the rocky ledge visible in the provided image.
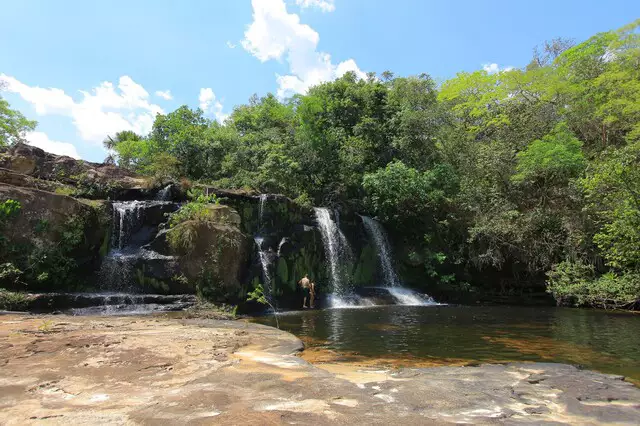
[0,314,638,425]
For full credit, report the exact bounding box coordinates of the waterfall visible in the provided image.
[254,195,276,308]
[155,184,172,201]
[314,207,353,297]
[361,215,438,306]
[258,194,267,228]
[102,201,147,292]
[112,201,144,249]
[254,237,274,301]
[277,237,288,257]
[100,200,177,293]
[361,215,400,287]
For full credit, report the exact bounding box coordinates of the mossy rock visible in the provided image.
[169,220,251,302]
[353,243,377,286]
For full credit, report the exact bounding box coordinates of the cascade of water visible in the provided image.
[155,184,172,201]
[254,237,271,288]
[112,201,144,249]
[101,201,177,293]
[258,194,267,228]
[386,287,436,306]
[314,207,354,297]
[277,237,288,258]
[360,215,400,287]
[361,215,437,306]
[254,195,276,308]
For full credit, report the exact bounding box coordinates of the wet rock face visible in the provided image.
[208,191,383,307]
[0,143,381,302]
[20,293,196,313]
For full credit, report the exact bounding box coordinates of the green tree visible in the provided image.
[513,122,585,186]
[0,90,37,146]
[583,141,640,270]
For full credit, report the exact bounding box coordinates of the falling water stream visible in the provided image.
[314,208,358,307]
[361,215,400,287]
[155,184,172,201]
[92,200,187,314]
[361,215,436,306]
[254,195,276,309]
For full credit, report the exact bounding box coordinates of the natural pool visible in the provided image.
[254,305,640,384]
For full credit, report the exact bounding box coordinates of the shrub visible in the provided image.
[0,263,23,288]
[167,189,219,229]
[0,288,29,311]
[547,260,640,309]
[0,199,21,224]
[293,192,313,209]
[166,189,221,252]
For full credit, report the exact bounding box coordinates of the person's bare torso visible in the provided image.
[300,277,310,288]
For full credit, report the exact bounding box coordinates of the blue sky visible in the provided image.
[1,0,637,161]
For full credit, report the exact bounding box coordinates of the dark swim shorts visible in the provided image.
[303,287,311,297]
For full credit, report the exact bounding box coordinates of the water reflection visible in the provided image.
[301,310,318,336]
[255,305,640,382]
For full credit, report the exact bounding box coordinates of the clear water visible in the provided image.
[254,304,640,383]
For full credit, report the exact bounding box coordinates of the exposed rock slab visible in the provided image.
[1,314,639,425]
[0,143,154,200]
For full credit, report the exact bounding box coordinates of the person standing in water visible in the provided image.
[298,274,311,308]
[309,281,316,308]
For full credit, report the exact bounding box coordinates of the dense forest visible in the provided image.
[2,20,639,308]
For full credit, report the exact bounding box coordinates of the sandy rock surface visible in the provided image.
[1,314,639,425]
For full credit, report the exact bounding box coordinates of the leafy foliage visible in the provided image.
[513,122,585,185]
[166,189,220,253]
[0,93,37,146]
[548,261,640,309]
[247,283,279,328]
[0,199,21,223]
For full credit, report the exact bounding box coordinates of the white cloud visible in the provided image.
[155,89,173,100]
[242,0,364,98]
[482,63,514,74]
[482,63,500,74]
[0,74,164,145]
[295,0,335,12]
[226,41,237,49]
[199,88,228,123]
[25,131,80,159]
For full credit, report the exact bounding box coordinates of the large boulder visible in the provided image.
[158,205,251,301]
[0,183,110,291]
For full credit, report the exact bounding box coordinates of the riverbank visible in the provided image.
[1,314,639,424]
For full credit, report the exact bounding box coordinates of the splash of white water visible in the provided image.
[314,207,353,297]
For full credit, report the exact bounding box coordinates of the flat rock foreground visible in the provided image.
[1,315,639,425]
